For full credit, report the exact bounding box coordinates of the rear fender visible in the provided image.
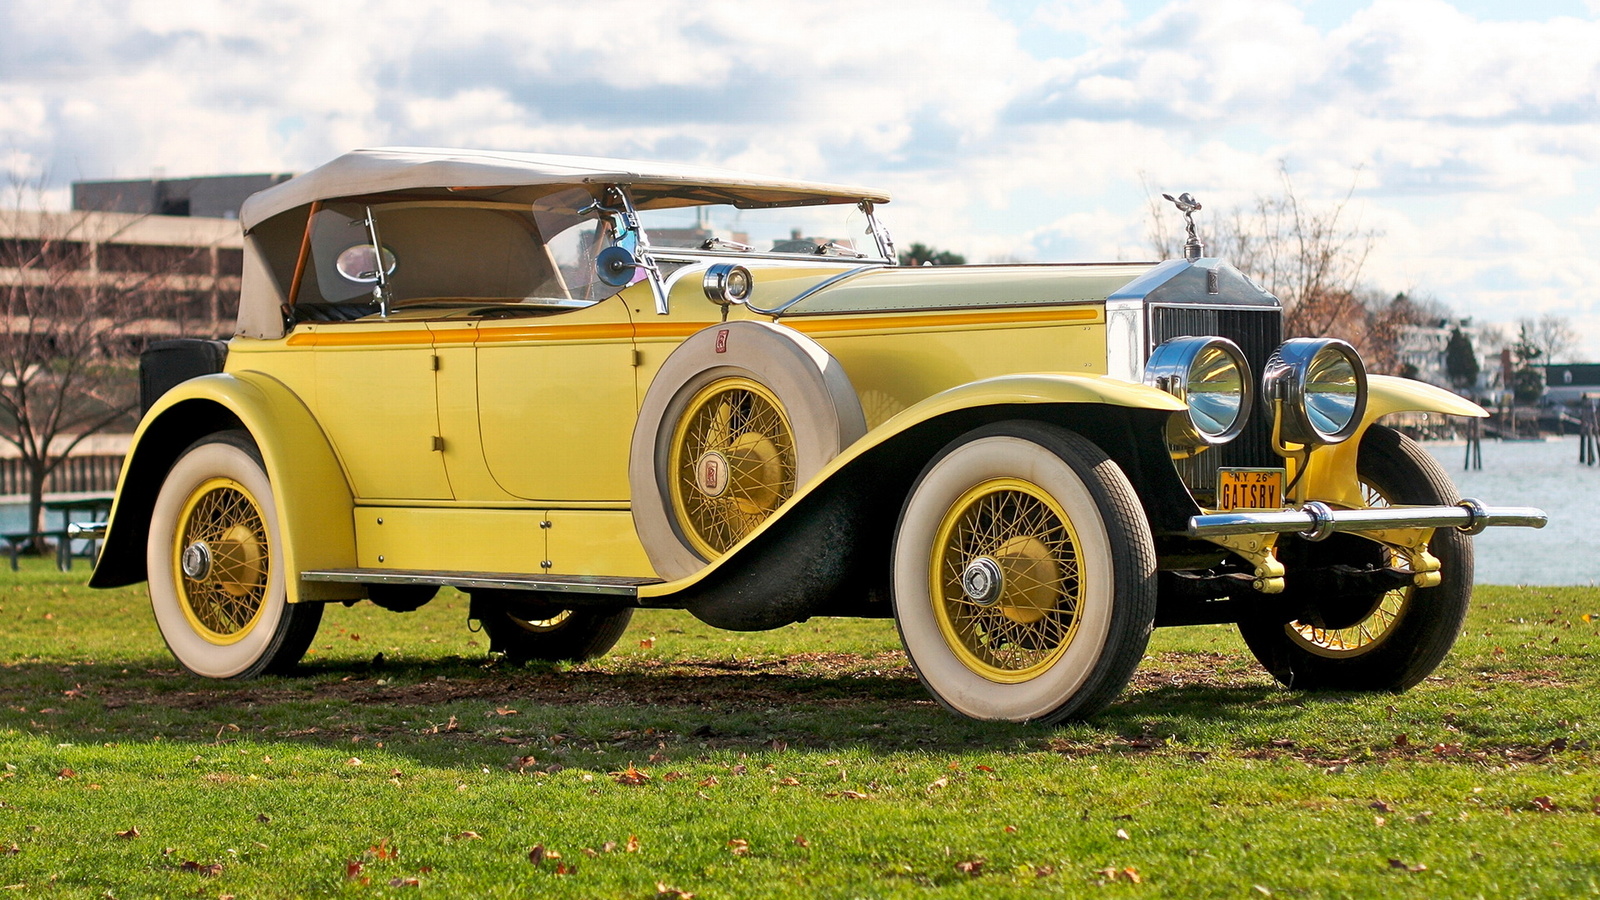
[1301,375,1487,507]
[644,372,1190,626]
[90,372,359,602]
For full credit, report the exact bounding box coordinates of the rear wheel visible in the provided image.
[147,431,322,678]
[470,590,633,664]
[1238,425,1473,691]
[892,421,1157,723]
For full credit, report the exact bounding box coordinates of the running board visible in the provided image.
[301,568,667,602]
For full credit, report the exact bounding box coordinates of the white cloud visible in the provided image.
[2,0,1598,355]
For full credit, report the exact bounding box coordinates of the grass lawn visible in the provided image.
[1,559,1596,898]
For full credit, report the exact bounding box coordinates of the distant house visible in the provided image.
[1541,363,1600,404]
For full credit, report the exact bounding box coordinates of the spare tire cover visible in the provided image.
[630,321,867,580]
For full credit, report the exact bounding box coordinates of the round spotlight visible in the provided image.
[703,264,753,306]
[1261,338,1367,445]
[1143,335,1253,448]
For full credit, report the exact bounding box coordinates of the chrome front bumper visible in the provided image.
[1188,499,1547,541]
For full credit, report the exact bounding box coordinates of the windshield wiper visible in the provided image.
[700,236,752,252]
[814,241,867,259]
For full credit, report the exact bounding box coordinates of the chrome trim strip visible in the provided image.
[301,567,662,597]
[68,522,108,540]
[755,265,887,317]
[1187,499,1547,539]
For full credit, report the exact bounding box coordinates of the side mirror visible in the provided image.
[595,245,639,287]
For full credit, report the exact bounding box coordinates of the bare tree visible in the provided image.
[1146,165,1401,363]
[1517,313,1581,363]
[0,179,212,550]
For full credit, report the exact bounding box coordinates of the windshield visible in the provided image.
[301,188,631,311]
[635,200,888,260]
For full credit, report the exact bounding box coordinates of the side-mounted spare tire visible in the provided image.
[630,321,868,580]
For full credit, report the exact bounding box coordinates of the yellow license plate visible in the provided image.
[1217,467,1285,510]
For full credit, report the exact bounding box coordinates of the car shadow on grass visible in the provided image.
[0,652,1300,769]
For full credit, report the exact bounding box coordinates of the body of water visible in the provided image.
[1424,436,1597,587]
[1,437,1589,587]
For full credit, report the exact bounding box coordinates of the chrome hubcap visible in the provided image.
[181,541,213,580]
[961,556,1004,606]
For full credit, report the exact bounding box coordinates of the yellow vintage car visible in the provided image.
[89,148,1545,723]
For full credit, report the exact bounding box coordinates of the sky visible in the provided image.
[4,0,1599,359]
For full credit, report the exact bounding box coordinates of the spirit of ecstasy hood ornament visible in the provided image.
[1162,192,1204,261]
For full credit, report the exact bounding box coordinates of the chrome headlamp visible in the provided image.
[1143,336,1253,448]
[703,264,753,306]
[1261,338,1367,445]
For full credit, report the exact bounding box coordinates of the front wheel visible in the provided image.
[470,591,633,664]
[147,431,322,678]
[1238,425,1473,691]
[892,421,1157,723]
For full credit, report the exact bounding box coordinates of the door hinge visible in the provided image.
[431,436,445,452]
[430,354,441,371]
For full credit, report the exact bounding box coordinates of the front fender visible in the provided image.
[90,372,359,603]
[1302,374,1486,507]
[640,372,1185,613]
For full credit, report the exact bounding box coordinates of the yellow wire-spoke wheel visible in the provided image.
[510,609,572,633]
[930,478,1086,684]
[172,477,270,645]
[668,377,797,558]
[1286,479,1408,657]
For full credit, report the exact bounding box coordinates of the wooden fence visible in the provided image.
[0,454,124,496]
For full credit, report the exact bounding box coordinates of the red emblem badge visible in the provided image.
[714,329,729,353]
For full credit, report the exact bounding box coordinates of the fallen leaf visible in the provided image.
[975,764,995,773]
[793,835,810,848]
[1387,858,1427,873]
[601,841,617,853]
[839,790,869,800]
[730,764,748,776]
[114,828,139,839]
[453,831,481,841]
[582,848,598,857]
[180,861,223,877]
[1116,829,1131,841]
[1370,800,1393,812]
[1123,867,1143,884]
[648,753,668,764]
[779,777,801,786]
[256,814,272,823]
[639,637,656,649]
[954,859,984,876]
[1531,796,1558,812]
[1003,825,1018,834]
[346,757,362,767]
[388,877,420,887]
[367,838,397,861]
[57,768,75,779]
[928,777,948,790]
[727,838,750,856]
[698,776,720,788]
[626,834,640,853]
[553,862,575,876]
[494,707,519,716]
[528,844,547,865]
[655,883,695,900]
[612,765,652,786]
[1375,817,1387,827]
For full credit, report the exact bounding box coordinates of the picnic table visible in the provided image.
[3,494,114,572]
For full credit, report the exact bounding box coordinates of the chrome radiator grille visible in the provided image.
[1149,304,1283,504]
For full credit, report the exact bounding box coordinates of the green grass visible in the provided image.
[1,558,1597,898]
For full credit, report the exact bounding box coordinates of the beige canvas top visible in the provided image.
[238,147,891,231]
